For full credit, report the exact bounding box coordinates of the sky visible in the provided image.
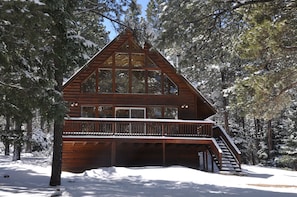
[106,0,150,39]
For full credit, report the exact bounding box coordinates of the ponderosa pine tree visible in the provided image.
[152,0,246,133]
[0,0,127,186]
[46,0,129,186]
[0,0,55,160]
[146,0,163,42]
[234,1,297,120]
[146,0,297,166]
[232,1,297,164]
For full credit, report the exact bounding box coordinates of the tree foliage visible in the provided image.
[0,1,53,120]
[0,0,128,186]
[234,1,297,120]
[146,0,297,168]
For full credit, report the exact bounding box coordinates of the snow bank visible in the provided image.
[0,154,296,197]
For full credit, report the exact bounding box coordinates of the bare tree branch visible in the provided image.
[187,0,275,24]
[0,81,23,90]
[78,0,129,29]
[278,81,297,96]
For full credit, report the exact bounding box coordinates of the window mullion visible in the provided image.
[96,69,98,93]
[112,53,115,92]
[129,52,132,93]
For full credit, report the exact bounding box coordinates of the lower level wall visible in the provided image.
[62,138,211,173]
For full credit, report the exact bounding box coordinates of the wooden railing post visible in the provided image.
[63,118,215,138]
[210,124,213,137]
[112,121,115,135]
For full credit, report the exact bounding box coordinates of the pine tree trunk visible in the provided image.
[49,62,64,186]
[220,68,230,133]
[267,120,273,159]
[12,122,22,161]
[12,141,21,161]
[49,120,63,186]
[223,97,230,133]
[4,115,10,156]
[4,141,10,156]
[253,118,261,164]
[25,118,33,153]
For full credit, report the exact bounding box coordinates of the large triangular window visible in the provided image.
[148,70,161,94]
[164,75,178,95]
[81,72,96,93]
[131,53,145,68]
[98,69,112,93]
[81,39,178,95]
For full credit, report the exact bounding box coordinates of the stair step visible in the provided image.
[214,137,241,173]
[223,156,234,159]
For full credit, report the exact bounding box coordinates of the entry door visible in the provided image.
[115,107,146,134]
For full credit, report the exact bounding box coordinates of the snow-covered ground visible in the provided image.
[0,153,296,197]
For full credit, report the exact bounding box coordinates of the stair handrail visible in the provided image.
[210,138,223,170]
[213,125,241,168]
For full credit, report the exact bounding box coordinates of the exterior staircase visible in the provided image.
[215,137,241,174]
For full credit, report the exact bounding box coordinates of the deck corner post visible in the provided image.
[162,140,166,166]
[111,141,116,166]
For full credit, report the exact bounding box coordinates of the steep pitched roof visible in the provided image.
[63,29,132,88]
[146,44,216,118]
[63,28,216,118]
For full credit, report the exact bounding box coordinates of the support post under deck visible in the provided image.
[111,141,116,166]
[162,141,166,166]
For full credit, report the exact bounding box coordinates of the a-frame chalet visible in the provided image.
[62,29,241,173]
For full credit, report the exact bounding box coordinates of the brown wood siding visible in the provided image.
[60,29,241,174]
[62,137,212,172]
[62,141,112,172]
[63,29,215,120]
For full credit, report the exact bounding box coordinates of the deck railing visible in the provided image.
[213,125,241,169]
[63,117,215,137]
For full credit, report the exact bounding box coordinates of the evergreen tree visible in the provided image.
[72,0,110,61]
[146,0,297,167]
[275,102,297,169]
[1,0,127,185]
[45,0,129,186]
[146,0,164,42]
[234,1,297,120]
[119,0,148,43]
[0,0,54,160]
[154,0,245,133]
[232,1,297,166]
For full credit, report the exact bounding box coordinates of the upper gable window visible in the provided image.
[103,56,113,67]
[81,72,96,93]
[132,70,145,93]
[148,70,162,94]
[131,53,145,68]
[98,69,112,93]
[80,41,179,95]
[164,75,178,95]
[115,53,129,67]
[119,40,142,52]
[146,57,158,68]
[119,41,130,51]
[115,70,129,93]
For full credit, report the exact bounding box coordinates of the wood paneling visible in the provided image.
[63,29,216,120]
[61,29,221,172]
[62,137,217,172]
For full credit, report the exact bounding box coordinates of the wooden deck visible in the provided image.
[62,118,240,173]
[63,117,214,137]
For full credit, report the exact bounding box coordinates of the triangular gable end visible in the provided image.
[63,28,216,119]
